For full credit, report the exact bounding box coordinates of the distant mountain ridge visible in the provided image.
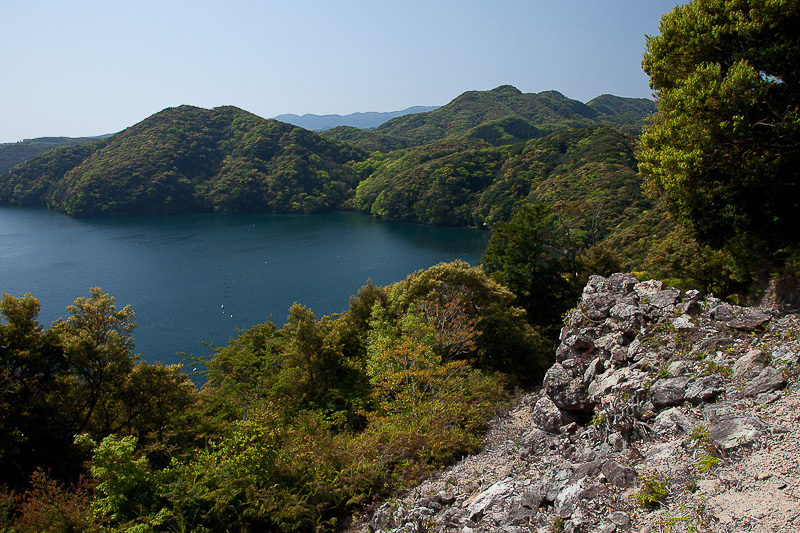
[323,85,656,151]
[273,106,439,131]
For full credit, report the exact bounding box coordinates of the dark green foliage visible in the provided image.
[481,204,579,335]
[0,106,369,216]
[322,125,416,153]
[638,0,800,269]
[462,115,544,146]
[586,94,657,136]
[0,290,198,492]
[355,125,649,233]
[0,136,105,174]
[375,85,600,146]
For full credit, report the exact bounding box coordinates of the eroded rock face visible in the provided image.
[362,275,799,533]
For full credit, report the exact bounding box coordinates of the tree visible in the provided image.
[0,293,73,487]
[53,287,138,435]
[638,0,800,266]
[480,203,577,333]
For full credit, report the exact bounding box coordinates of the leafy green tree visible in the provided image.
[53,287,138,435]
[638,0,800,266]
[480,203,577,334]
[0,294,74,487]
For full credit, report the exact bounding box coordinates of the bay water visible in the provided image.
[0,207,490,368]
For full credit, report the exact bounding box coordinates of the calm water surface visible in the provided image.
[0,207,490,367]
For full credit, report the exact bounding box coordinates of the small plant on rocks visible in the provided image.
[633,473,668,510]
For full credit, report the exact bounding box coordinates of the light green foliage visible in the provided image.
[639,0,800,266]
[53,287,139,435]
[634,473,668,510]
[78,433,163,531]
[657,502,713,533]
[696,454,720,473]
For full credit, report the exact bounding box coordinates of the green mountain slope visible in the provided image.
[587,94,658,135]
[325,86,655,152]
[0,136,107,174]
[353,125,649,235]
[0,106,368,216]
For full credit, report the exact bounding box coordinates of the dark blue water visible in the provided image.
[0,207,490,366]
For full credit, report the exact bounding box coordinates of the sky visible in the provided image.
[1,1,682,143]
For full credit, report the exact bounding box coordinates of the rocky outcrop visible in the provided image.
[350,274,800,533]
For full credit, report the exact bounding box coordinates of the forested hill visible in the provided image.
[0,135,108,174]
[323,85,656,151]
[0,88,654,220]
[273,106,439,131]
[0,105,368,216]
[353,125,648,233]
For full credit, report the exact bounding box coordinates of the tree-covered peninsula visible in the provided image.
[0,105,368,216]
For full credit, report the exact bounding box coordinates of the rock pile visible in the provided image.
[351,274,800,533]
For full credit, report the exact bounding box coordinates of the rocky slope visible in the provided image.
[348,273,800,533]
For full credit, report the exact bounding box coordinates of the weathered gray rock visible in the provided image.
[732,349,769,379]
[608,511,632,530]
[653,407,698,436]
[650,288,681,309]
[709,304,735,322]
[671,314,696,332]
[684,374,726,404]
[680,299,703,316]
[773,345,800,366]
[466,479,513,522]
[601,460,636,488]
[607,272,639,295]
[666,360,689,377]
[743,367,787,397]
[710,415,766,450]
[583,357,604,385]
[555,478,587,518]
[544,363,594,413]
[582,292,617,320]
[650,376,692,407]
[698,334,734,352]
[532,395,574,434]
[634,279,663,299]
[727,313,771,331]
[685,289,701,300]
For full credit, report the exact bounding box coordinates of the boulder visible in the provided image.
[732,349,768,379]
[532,395,574,434]
[684,375,726,404]
[650,376,692,407]
[601,460,637,488]
[543,363,594,413]
[666,360,689,377]
[743,367,787,397]
[709,304,735,321]
[466,479,513,522]
[709,416,766,450]
[727,313,771,331]
[773,345,800,367]
[653,407,698,436]
[634,279,663,299]
[582,292,617,321]
[606,272,639,295]
[649,288,681,309]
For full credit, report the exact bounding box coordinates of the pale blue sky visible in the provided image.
[1,1,681,143]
